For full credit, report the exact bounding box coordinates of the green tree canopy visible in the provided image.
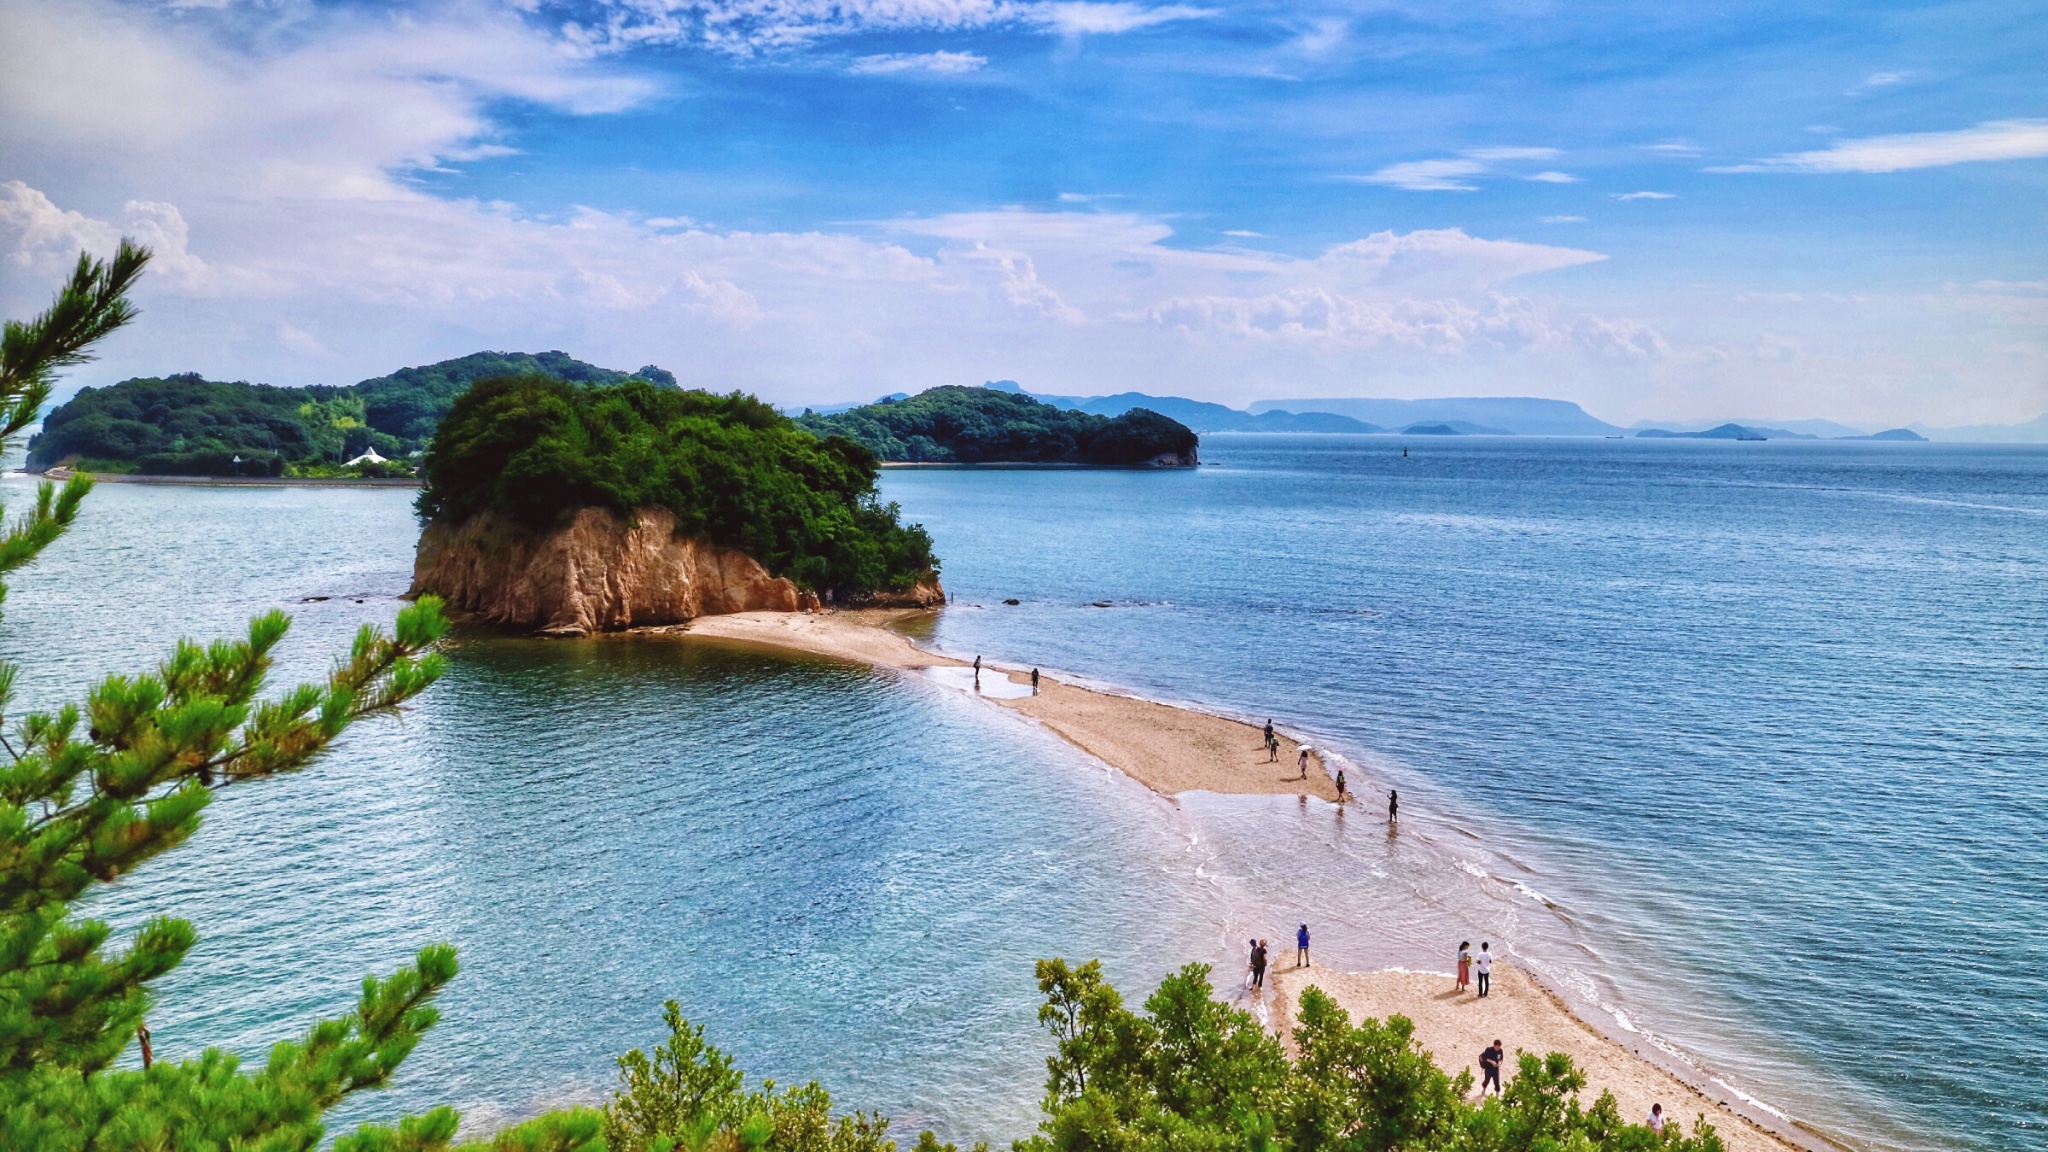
[26,351,675,475]
[796,387,1199,465]
[419,375,938,597]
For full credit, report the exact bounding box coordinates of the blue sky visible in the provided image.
[1,0,2043,425]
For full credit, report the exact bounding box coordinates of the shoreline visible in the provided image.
[673,608,1835,1152]
[679,610,1339,801]
[17,469,420,488]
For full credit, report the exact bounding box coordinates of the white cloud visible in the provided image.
[1643,142,1701,155]
[1847,71,1910,96]
[1354,159,1485,192]
[1354,147,1566,192]
[3,175,1656,405]
[1464,147,1560,162]
[1616,191,1677,200]
[1222,229,1265,237]
[554,0,1210,54]
[849,50,987,75]
[1033,2,1213,35]
[1716,120,2048,174]
[0,0,658,203]
[1541,215,1586,224]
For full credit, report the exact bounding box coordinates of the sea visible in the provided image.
[7,435,2041,1152]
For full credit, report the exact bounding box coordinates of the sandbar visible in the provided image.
[681,609,1339,801]
[678,608,1826,1152]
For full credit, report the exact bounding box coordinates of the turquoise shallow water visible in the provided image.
[888,436,2048,1152]
[6,435,2043,1152]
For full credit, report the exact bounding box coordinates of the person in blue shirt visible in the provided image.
[1296,923,1310,967]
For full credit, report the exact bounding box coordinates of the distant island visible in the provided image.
[1636,423,1927,442]
[27,351,673,477]
[410,374,941,634]
[796,385,1199,466]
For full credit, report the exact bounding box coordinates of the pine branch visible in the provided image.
[0,240,151,447]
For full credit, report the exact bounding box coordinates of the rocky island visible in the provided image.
[796,385,1199,465]
[409,374,941,634]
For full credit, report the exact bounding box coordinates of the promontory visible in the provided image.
[408,374,942,634]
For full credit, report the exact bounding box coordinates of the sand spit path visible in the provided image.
[679,609,1339,801]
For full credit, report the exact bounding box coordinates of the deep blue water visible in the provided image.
[8,435,2043,1152]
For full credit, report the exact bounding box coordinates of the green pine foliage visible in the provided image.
[1022,959,1727,1152]
[25,351,673,475]
[0,244,485,1150]
[795,387,1198,465]
[418,375,938,597]
[599,1000,901,1152]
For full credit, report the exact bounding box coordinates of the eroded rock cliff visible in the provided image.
[410,506,938,635]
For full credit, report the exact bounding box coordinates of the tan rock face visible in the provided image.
[410,507,809,635]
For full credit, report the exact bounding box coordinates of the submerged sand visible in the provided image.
[677,609,1819,1152]
[682,610,1339,801]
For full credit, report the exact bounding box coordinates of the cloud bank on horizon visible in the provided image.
[0,0,2043,426]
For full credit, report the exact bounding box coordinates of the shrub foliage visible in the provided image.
[418,375,938,596]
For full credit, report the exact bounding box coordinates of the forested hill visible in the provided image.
[795,386,1199,465]
[27,351,675,476]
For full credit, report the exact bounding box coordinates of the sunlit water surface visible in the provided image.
[6,435,2042,1152]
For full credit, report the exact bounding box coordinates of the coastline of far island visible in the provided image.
[670,607,1835,1152]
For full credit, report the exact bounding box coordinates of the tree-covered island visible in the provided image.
[796,386,1200,465]
[26,351,674,477]
[411,374,941,629]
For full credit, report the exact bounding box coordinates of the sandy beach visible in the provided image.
[1266,963,1811,1152]
[678,608,1821,1152]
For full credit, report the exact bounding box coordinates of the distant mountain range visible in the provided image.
[806,383,2048,443]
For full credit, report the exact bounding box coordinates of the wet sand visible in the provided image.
[681,609,1340,801]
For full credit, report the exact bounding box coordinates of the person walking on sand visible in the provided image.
[1264,719,1274,745]
[1031,668,1040,694]
[1335,769,1347,802]
[1457,941,1472,992]
[1476,942,1493,997]
[1647,1105,1665,1135]
[1296,923,1310,968]
[1297,745,1312,779]
[1266,732,1280,762]
[1479,1040,1504,1097]
[1251,939,1269,989]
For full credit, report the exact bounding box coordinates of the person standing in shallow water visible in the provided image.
[1335,769,1347,801]
[1388,789,1399,824]
[1476,942,1492,997]
[1457,941,1472,992]
[1296,923,1310,967]
[1251,939,1269,989]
